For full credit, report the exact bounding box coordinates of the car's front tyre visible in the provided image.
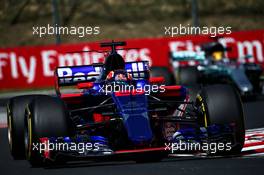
[7,95,44,160]
[196,84,245,155]
[24,96,73,166]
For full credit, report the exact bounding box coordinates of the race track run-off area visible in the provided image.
[0,99,264,175]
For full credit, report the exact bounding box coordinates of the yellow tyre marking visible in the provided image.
[197,95,208,127]
[28,117,32,159]
[26,106,32,159]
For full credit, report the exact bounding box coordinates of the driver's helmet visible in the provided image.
[212,51,223,61]
[104,53,125,77]
[201,42,225,62]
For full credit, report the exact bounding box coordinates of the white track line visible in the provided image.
[242,145,264,151]
[243,152,264,157]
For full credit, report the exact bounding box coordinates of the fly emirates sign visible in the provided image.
[0,30,264,90]
[0,45,152,89]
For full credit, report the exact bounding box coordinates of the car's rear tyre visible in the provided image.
[24,96,73,166]
[196,84,245,155]
[7,95,43,160]
[150,66,175,85]
[178,66,199,86]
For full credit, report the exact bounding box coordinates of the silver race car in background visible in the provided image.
[169,41,264,99]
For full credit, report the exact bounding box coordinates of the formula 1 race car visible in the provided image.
[7,41,245,167]
[170,41,264,99]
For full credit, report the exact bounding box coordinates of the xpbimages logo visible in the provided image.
[98,82,166,95]
[32,141,102,154]
[164,140,232,154]
[32,24,100,37]
[164,24,232,37]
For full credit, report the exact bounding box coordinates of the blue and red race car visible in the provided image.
[7,41,245,166]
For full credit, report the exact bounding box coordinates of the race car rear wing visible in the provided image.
[55,61,150,87]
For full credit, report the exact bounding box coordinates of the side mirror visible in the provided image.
[149,77,165,84]
[77,82,94,89]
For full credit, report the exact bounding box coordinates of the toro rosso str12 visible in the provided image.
[7,41,245,166]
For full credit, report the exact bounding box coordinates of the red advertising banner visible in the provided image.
[0,30,264,90]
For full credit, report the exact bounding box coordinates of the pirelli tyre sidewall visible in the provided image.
[7,95,45,160]
[24,96,72,166]
[196,84,245,155]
